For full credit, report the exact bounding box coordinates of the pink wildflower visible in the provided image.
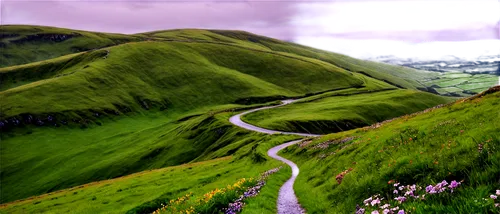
[393,190,398,194]
[448,180,460,188]
[410,184,416,191]
[356,208,366,214]
[397,210,405,214]
[395,196,406,204]
[496,190,500,196]
[404,190,414,197]
[371,211,379,214]
[364,197,373,206]
[491,195,498,200]
[380,204,390,209]
[371,198,381,206]
[426,185,436,194]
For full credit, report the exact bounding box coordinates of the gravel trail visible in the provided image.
[229,100,320,214]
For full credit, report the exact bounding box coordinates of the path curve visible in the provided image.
[229,100,320,214]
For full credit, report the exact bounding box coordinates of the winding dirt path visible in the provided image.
[229,100,320,214]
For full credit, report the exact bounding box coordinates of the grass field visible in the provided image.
[422,72,498,96]
[281,87,500,213]
[431,78,471,87]
[460,82,497,91]
[0,108,304,203]
[440,73,471,78]
[242,90,453,134]
[434,87,463,94]
[0,156,290,214]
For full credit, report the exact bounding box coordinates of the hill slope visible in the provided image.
[0,25,144,67]
[282,86,500,213]
[0,27,442,126]
[242,89,453,134]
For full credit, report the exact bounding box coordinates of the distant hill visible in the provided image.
[0,25,145,67]
[328,43,500,75]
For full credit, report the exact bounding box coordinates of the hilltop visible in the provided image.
[0,25,145,67]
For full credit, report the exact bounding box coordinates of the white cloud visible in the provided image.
[292,0,500,34]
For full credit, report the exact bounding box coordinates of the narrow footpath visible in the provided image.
[228,100,320,214]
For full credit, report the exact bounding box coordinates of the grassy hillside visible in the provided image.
[143,29,438,91]
[0,25,144,67]
[243,89,453,134]
[0,26,449,209]
[0,109,301,203]
[0,40,363,121]
[281,86,500,213]
[0,135,293,214]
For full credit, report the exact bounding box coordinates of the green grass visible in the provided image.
[242,90,453,134]
[470,87,492,93]
[425,78,450,86]
[240,167,292,214]
[459,82,499,91]
[0,25,144,67]
[0,107,303,203]
[281,87,500,213]
[0,155,288,214]
[436,77,472,88]
[1,40,363,120]
[468,75,500,83]
[436,87,463,93]
[441,73,472,78]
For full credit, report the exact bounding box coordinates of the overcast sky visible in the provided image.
[1,0,499,59]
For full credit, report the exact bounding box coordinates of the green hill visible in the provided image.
[0,25,144,67]
[0,25,449,206]
[281,86,500,213]
[242,89,454,134]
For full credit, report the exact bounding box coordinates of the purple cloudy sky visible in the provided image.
[1,0,499,58]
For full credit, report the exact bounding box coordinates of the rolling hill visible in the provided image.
[0,25,453,210]
[0,25,145,67]
[242,89,453,134]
